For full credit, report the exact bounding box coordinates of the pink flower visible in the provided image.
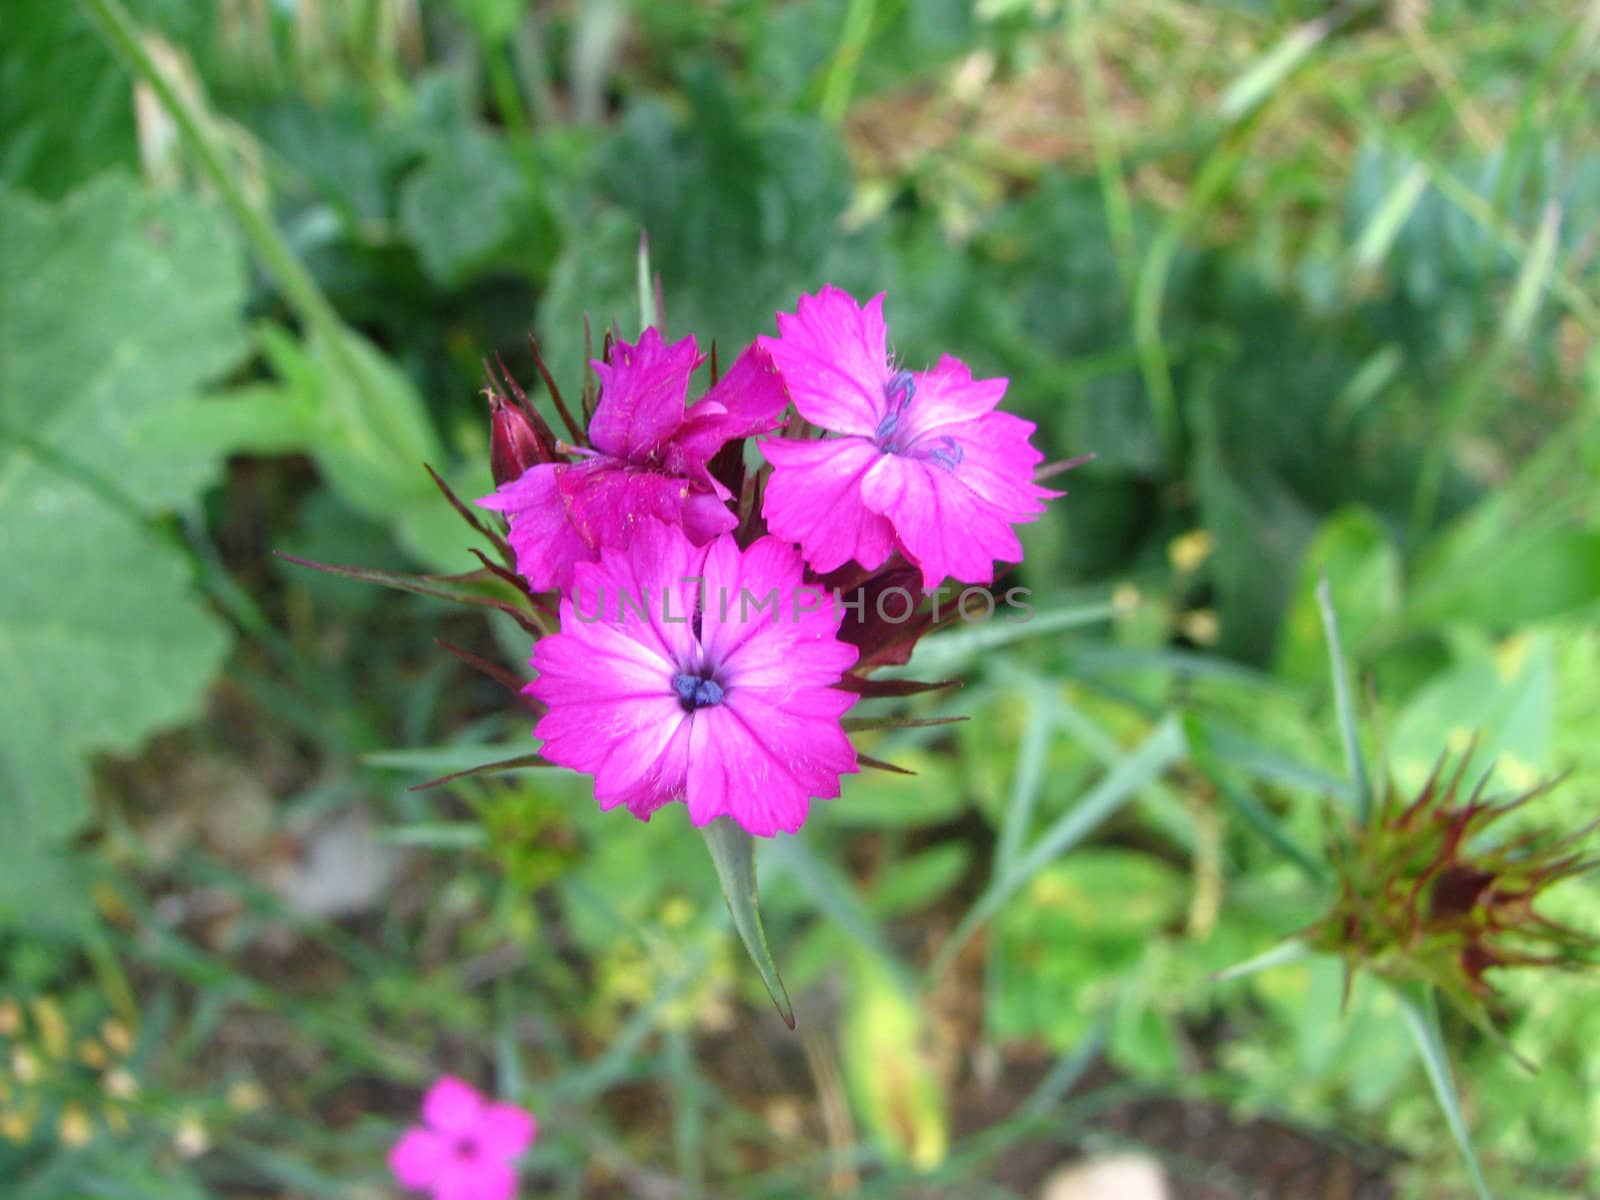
[758,287,1056,590]
[527,519,860,836]
[389,1076,536,1200]
[479,328,788,593]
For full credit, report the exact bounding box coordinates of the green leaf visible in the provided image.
[1407,495,1600,630]
[399,125,545,288]
[700,818,795,1029]
[991,850,1185,1053]
[598,66,852,349]
[1388,634,1554,796]
[0,176,242,847]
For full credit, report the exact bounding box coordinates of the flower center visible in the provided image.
[672,672,725,712]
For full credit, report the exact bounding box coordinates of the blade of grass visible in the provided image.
[1213,938,1311,984]
[766,834,914,994]
[994,681,1054,872]
[637,231,659,331]
[1398,987,1495,1200]
[901,600,1119,675]
[1217,13,1335,121]
[1318,576,1372,825]
[1351,163,1431,272]
[818,0,878,124]
[1183,714,1327,885]
[1067,0,1138,293]
[1411,201,1563,538]
[929,715,1186,981]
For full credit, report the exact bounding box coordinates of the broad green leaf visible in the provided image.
[0,1,136,199]
[701,818,795,1029]
[398,125,546,288]
[1407,494,1600,630]
[1388,634,1554,796]
[598,66,852,349]
[0,176,242,847]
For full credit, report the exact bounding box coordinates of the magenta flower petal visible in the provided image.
[758,286,888,436]
[858,407,1049,589]
[668,343,790,477]
[758,288,1058,587]
[588,327,702,461]
[393,1078,536,1200]
[759,436,897,576]
[472,1161,519,1200]
[480,331,786,593]
[681,490,741,543]
[389,1128,448,1189]
[477,1104,538,1159]
[422,1076,485,1135]
[527,520,860,835]
[476,464,594,594]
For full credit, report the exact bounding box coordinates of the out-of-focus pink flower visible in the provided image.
[479,329,788,594]
[389,1076,536,1200]
[527,519,860,836]
[758,286,1056,590]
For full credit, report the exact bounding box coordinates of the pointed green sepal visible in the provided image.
[700,817,795,1029]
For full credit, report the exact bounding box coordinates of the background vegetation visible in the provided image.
[3,0,1598,1196]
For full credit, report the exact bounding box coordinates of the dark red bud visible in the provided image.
[1429,865,1496,921]
[490,396,550,485]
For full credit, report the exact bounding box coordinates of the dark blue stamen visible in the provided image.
[927,436,964,471]
[876,371,917,451]
[885,370,916,406]
[672,673,725,711]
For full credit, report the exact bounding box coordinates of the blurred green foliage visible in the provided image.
[3,0,1599,1197]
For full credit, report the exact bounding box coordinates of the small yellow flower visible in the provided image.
[79,1038,109,1069]
[100,1020,133,1056]
[226,1079,266,1112]
[0,1108,34,1143]
[30,999,69,1059]
[173,1113,210,1159]
[11,1046,39,1085]
[1180,609,1221,646]
[1168,529,1215,574]
[57,1104,93,1148]
[0,1000,21,1037]
[103,1068,139,1100]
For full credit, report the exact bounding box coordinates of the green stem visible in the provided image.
[80,0,342,344]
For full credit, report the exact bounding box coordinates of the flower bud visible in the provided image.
[1306,754,1597,1020]
[489,393,553,485]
